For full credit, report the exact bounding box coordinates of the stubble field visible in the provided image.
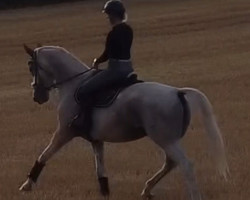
[0,0,249,199]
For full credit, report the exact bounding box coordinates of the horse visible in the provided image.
[19,44,229,200]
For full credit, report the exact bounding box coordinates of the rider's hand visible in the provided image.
[92,58,99,69]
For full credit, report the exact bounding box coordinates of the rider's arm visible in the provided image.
[95,49,109,64]
[94,32,112,66]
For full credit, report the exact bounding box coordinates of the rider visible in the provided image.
[72,0,134,133]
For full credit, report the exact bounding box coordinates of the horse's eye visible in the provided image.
[28,60,33,66]
[28,61,35,74]
[28,64,36,76]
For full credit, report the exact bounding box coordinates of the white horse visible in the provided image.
[19,45,229,200]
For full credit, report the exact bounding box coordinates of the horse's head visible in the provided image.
[24,44,54,104]
[24,44,91,104]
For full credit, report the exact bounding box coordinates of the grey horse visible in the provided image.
[19,45,229,200]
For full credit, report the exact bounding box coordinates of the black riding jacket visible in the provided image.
[97,23,133,62]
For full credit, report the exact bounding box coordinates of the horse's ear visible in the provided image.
[23,44,34,57]
[37,43,42,48]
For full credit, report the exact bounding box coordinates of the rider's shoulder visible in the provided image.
[113,23,133,33]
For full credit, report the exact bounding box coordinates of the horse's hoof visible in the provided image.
[141,192,155,200]
[19,179,33,191]
[98,177,110,197]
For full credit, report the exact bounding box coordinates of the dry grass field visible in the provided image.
[0,0,250,199]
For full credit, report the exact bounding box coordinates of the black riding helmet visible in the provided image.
[102,0,126,20]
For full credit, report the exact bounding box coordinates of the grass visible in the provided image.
[0,0,250,199]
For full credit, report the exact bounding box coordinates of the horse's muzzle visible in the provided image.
[33,86,49,104]
[33,96,47,104]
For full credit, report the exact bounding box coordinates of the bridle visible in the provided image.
[29,53,93,91]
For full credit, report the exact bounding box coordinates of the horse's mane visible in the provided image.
[35,46,90,70]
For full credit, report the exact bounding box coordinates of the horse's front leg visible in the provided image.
[92,142,109,198]
[19,127,73,191]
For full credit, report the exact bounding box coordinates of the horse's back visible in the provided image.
[117,82,179,108]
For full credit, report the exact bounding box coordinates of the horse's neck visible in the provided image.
[49,51,89,83]
[45,50,92,98]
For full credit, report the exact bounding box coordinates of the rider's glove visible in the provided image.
[92,58,99,69]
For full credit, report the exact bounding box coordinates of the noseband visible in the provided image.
[29,53,93,91]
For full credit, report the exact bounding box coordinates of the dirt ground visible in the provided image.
[0,0,249,199]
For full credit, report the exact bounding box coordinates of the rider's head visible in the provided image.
[102,0,127,25]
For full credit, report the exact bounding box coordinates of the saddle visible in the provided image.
[75,72,143,108]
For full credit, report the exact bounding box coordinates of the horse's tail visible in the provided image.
[179,87,229,180]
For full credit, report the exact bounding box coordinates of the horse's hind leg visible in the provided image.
[165,143,202,200]
[19,128,73,191]
[141,155,176,200]
[92,142,109,199]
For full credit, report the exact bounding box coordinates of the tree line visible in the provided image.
[0,0,86,10]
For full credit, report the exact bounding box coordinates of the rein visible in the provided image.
[31,52,93,91]
[44,68,93,90]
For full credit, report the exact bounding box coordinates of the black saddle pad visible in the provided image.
[75,72,143,108]
[93,74,143,108]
